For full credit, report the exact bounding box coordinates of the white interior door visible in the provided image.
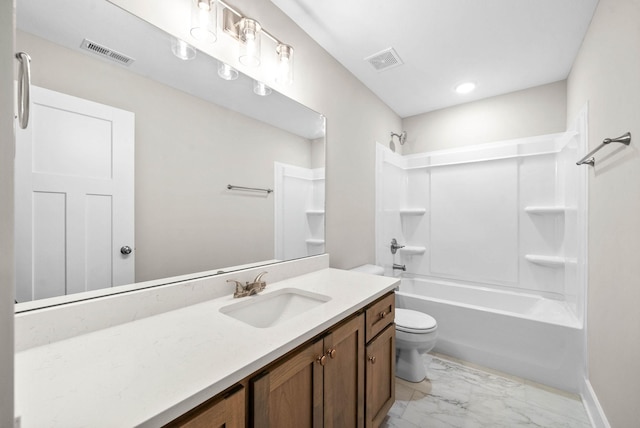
[15,85,134,302]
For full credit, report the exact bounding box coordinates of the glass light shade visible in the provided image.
[171,38,196,60]
[275,44,294,85]
[239,18,261,67]
[253,80,272,96]
[217,62,239,81]
[190,0,217,43]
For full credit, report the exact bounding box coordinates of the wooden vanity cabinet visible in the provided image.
[166,292,396,428]
[167,384,245,428]
[364,293,396,428]
[251,314,365,428]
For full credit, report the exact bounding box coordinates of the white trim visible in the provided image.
[581,378,611,428]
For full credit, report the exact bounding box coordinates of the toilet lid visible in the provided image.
[395,308,437,333]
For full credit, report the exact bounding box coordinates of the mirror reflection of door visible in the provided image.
[15,85,134,302]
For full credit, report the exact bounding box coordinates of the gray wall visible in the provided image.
[402,80,567,153]
[0,0,14,425]
[567,0,640,425]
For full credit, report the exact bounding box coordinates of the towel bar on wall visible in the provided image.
[576,132,631,166]
[227,184,273,194]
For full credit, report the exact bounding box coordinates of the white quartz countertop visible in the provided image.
[15,268,398,427]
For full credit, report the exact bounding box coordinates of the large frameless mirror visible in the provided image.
[15,0,325,309]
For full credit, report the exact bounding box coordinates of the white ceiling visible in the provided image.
[271,0,599,118]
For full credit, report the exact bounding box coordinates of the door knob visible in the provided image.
[120,246,132,255]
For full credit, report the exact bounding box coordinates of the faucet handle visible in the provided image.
[227,279,245,293]
[253,271,268,283]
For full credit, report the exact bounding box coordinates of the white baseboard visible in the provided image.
[581,378,610,428]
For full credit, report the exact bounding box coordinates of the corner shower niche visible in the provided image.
[274,162,325,260]
[376,115,587,322]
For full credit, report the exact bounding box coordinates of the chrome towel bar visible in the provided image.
[227,184,273,194]
[576,132,631,166]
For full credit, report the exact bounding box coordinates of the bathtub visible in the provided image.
[395,275,584,392]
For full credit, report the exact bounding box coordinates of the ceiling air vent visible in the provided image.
[364,47,403,72]
[80,39,135,66]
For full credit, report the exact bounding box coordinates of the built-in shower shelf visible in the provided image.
[306,210,325,216]
[525,255,571,268]
[399,208,426,216]
[306,239,325,245]
[524,206,567,215]
[399,246,426,255]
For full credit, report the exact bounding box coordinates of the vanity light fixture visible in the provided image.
[218,62,239,80]
[455,81,476,94]
[190,0,217,43]
[171,37,196,60]
[253,80,272,96]
[219,1,295,85]
[275,43,294,85]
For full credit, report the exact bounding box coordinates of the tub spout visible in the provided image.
[393,263,406,271]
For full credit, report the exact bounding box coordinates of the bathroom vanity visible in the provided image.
[172,291,395,428]
[14,257,398,427]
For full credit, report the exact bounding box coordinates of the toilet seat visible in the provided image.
[396,308,437,334]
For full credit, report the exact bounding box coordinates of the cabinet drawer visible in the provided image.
[365,292,394,342]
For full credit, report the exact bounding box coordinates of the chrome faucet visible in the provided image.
[228,272,268,298]
[392,264,406,271]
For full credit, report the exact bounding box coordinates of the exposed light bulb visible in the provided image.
[275,44,293,85]
[191,0,217,43]
[239,18,261,67]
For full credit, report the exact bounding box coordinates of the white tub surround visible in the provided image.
[376,108,588,321]
[15,263,399,427]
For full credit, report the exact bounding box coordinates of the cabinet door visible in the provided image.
[252,339,325,428]
[323,314,365,428]
[365,324,396,428]
[169,385,245,428]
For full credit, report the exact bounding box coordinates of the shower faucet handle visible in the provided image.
[390,238,405,254]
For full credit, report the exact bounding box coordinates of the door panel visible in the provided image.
[365,324,396,428]
[15,85,134,302]
[323,314,365,428]
[252,340,324,428]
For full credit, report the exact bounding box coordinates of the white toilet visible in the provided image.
[350,264,438,383]
[395,308,438,382]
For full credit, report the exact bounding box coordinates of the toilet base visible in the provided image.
[396,347,426,383]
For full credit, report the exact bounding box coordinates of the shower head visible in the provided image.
[390,131,407,145]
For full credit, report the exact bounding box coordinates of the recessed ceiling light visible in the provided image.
[455,81,476,94]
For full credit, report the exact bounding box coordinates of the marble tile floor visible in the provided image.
[382,354,591,428]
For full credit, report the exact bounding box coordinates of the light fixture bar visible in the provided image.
[220,2,283,46]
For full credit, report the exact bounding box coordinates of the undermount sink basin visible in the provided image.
[219,288,331,328]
